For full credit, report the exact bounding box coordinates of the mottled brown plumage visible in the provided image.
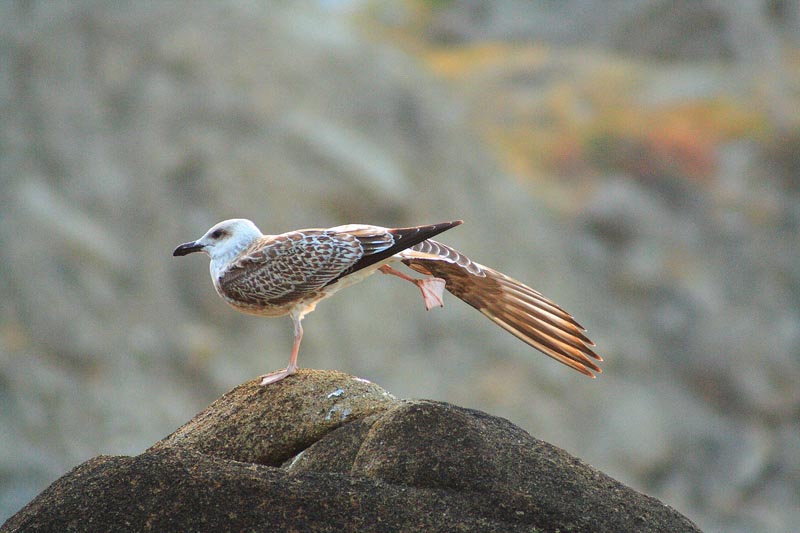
[214,222,459,316]
[173,218,602,385]
[218,231,363,312]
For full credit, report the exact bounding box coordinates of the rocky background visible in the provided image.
[1,1,798,531]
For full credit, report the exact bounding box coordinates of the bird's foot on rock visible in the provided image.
[259,365,298,386]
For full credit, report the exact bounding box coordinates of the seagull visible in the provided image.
[173,219,602,385]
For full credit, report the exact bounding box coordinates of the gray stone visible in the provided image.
[3,370,699,532]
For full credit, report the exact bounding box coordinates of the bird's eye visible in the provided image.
[210,229,225,239]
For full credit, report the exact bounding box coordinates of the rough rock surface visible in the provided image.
[3,370,698,532]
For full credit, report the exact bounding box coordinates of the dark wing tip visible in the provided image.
[425,220,463,234]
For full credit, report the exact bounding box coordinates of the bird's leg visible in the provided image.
[259,314,302,386]
[378,265,446,310]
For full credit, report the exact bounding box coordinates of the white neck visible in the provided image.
[209,236,257,279]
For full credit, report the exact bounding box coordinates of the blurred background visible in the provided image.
[1,1,799,531]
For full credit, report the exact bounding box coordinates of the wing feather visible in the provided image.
[402,240,602,377]
[326,221,462,284]
[219,231,362,306]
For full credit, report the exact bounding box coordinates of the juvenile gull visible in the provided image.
[173,219,602,385]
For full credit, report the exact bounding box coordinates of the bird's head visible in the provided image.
[173,218,263,263]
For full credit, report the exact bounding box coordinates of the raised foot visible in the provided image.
[259,365,298,386]
[416,277,446,310]
[378,265,446,311]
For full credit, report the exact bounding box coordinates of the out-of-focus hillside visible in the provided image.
[2,1,799,532]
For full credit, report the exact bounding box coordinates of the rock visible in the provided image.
[149,369,398,466]
[3,370,698,532]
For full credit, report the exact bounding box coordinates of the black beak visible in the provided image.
[173,241,204,256]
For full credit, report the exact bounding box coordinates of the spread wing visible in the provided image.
[402,240,603,377]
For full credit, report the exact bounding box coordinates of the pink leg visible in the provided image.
[259,314,302,386]
[379,265,446,310]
